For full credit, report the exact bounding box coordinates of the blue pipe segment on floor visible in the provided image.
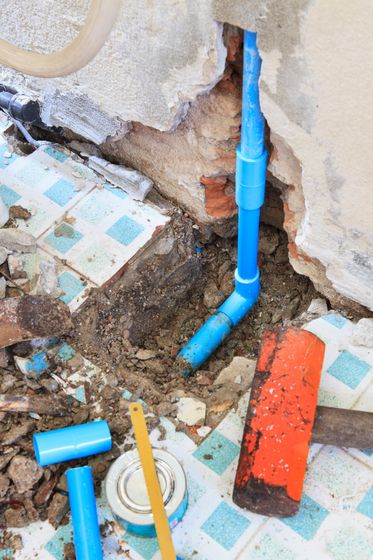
[33,420,111,466]
[66,467,103,560]
[177,31,267,375]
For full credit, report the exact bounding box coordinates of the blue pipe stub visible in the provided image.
[33,420,111,466]
[178,313,232,374]
[66,466,103,560]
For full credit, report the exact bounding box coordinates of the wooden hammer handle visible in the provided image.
[312,406,373,450]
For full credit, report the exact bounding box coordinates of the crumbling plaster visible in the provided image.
[215,0,373,312]
[0,0,226,143]
[1,0,373,312]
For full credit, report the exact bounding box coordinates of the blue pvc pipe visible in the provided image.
[241,31,265,159]
[33,421,111,466]
[66,467,103,560]
[178,31,267,375]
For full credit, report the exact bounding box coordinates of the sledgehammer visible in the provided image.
[233,327,373,518]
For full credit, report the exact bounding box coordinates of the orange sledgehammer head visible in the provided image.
[233,327,325,518]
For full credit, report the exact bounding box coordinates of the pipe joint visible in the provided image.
[236,146,267,210]
[218,269,260,327]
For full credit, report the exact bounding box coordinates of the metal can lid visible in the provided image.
[105,448,187,526]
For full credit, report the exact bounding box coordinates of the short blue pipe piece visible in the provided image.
[33,420,111,466]
[66,467,103,560]
[177,31,266,376]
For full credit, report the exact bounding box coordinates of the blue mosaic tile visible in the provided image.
[361,449,373,457]
[77,244,115,275]
[72,163,96,180]
[44,519,74,560]
[201,501,250,551]
[280,493,329,541]
[58,271,85,305]
[186,474,207,508]
[180,544,207,560]
[104,183,128,200]
[322,314,348,329]
[16,206,50,234]
[312,449,361,499]
[0,143,19,169]
[0,550,14,559]
[44,223,83,254]
[327,350,371,390]
[0,183,21,207]
[55,343,75,362]
[106,215,145,247]
[44,146,69,162]
[76,196,113,225]
[327,525,373,560]
[193,430,240,475]
[357,486,373,519]
[250,534,296,560]
[122,532,159,560]
[44,178,79,206]
[15,161,49,187]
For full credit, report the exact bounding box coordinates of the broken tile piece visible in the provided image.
[15,351,50,379]
[197,426,212,438]
[88,156,153,201]
[177,397,206,426]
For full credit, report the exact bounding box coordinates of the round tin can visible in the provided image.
[105,448,188,537]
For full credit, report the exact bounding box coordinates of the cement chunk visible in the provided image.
[350,318,373,347]
[7,254,25,276]
[7,456,43,493]
[36,260,61,298]
[136,349,157,360]
[0,247,8,265]
[48,493,70,529]
[0,230,37,253]
[88,155,153,201]
[213,357,256,387]
[0,276,6,299]
[177,397,206,426]
[308,298,328,315]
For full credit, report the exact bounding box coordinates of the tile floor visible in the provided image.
[3,313,373,560]
[0,124,168,312]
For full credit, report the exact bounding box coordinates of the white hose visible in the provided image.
[0,0,122,78]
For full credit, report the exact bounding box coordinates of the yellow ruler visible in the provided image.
[129,403,178,560]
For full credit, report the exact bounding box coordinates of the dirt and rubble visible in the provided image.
[0,212,349,551]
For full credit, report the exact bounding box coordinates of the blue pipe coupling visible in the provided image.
[66,467,103,560]
[235,145,267,210]
[33,420,111,466]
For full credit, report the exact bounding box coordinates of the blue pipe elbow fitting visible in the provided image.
[66,467,103,560]
[33,420,111,466]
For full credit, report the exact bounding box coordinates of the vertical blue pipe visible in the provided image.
[177,31,267,375]
[66,467,103,560]
[241,31,265,159]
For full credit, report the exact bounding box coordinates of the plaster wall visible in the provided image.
[0,0,226,143]
[1,0,373,312]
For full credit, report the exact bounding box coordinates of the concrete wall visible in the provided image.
[2,0,373,313]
